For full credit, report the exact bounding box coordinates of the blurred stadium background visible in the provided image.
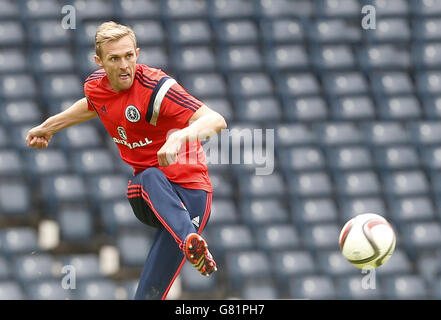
[0,0,441,299]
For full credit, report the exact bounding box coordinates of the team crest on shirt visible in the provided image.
[125,105,141,123]
[117,126,127,140]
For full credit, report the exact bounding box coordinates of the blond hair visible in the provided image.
[95,21,137,58]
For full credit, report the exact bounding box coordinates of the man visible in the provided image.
[26,21,227,300]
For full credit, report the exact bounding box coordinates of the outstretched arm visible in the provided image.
[26,97,98,149]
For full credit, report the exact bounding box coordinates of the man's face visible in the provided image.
[94,35,139,92]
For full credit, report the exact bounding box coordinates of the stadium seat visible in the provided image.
[335,171,382,197]
[0,49,27,74]
[241,279,279,299]
[209,172,234,198]
[202,98,234,122]
[241,199,289,228]
[31,47,75,75]
[11,124,37,151]
[2,100,41,126]
[27,20,71,47]
[208,225,255,258]
[173,46,217,73]
[336,275,383,299]
[0,150,24,178]
[370,72,414,96]
[358,44,411,72]
[382,171,429,197]
[21,0,64,19]
[72,149,116,175]
[26,149,70,178]
[0,281,25,300]
[327,146,373,171]
[0,74,36,99]
[410,121,441,146]
[289,275,336,299]
[422,95,441,119]
[316,0,360,18]
[316,250,359,277]
[280,146,325,172]
[162,0,208,19]
[215,20,259,45]
[229,72,273,98]
[57,124,103,150]
[100,200,143,235]
[180,262,217,294]
[289,171,333,198]
[238,172,286,199]
[421,146,441,171]
[117,231,151,267]
[376,96,422,120]
[301,224,341,252]
[330,95,376,121]
[126,20,165,46]
[373,249,411,277]
[0,227,39,256]
[208,199,238,226]
[283,96,328,122]
[412,42,441,70]
[275,123,316,147]
[413,18,441,41]
[75,21,102,47]
[308,19,361,44]
[219,46,263,72]
[0,0,19,20]
[210,0,255,19]
[74,279,118,300]
[277,73,321,97]
[58,254,102,280]
[0,21,24,47]
[416,71,441,96]
[410,0,441,16]
[255,224,300,254]
[0,257,11,280]
[261,19,304,44]
[365,18,411,43]
[292,197,338,226]
[57,207,94,242]
[316,122,364,147]
[116,0,160,19]
[370,0,409,17]
[12,254,57,283]
[69,0,115,20]
[339,197,387,223]
[362,122,410,146]
[381,275,428,300]
[180,73,227,98]
[235,96,282,123]
[41,74,83,100]
[401,222,441,254]
[311,45,356,71]
[429,276,441,299]
[323,72,369,97]
[373,146,420,170]
[87,174,130,204]
[0,182,31,218]
[258,0,310,18]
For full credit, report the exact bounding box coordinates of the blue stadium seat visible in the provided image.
[413,18,441,41]
[27,20,71,47]
[241,199,289,228]
[327,146,373,171]
[316,250,359,277]
[280,146,325,172]
[87,174,129,204]
[57,207,94,242]
[336,275,383,299]
[261,19,304,44]
[31,48,76,74]
[335,171,382,197]
[370,0,409,17]
[308,19,361,44]
[58,254,102,280]
[241,279,279,299]
[117,231,151,267]
[289,171,333,198]
[0,182,31,218]
[0,74,36,99]
[126,20,165,46]
[202,98,234,122]
[11,124,37,151]
[12,254,57,283]
[292,198,338,226]
[67,0,115,20]
[238,172,285,199]
[72,149,116,175]
[162,0,208,19]
[57,124,103,150]
[289,275,336,299]
[284,96,328,122]
[180,73,227,98]
[316,122,364,147]
[174,46,217,72]
[116,0,160,19]
[322,72,369,96]
[410,121,441,146]
[258,0,311,18]
[180,262,217,294]
[229,72,273,98]
[26,149,70,178]
[374,146,420,170]
[358,44,411,72]
[316,0,360,18]
[277,73,321,97]
[376,249,412,276]
[412,42,441,70]
[76,46,99,79]
[0,150,24,178]
[381,275,428,300]
[209,172,234,198]
[275,123,317,147]
[42,74,83,100]
[362,122,410,146]
[22,0,63,20]
[365,18,411,43]
[311,45,356,71]
[410,0,441,16]
[209,199,238,226]
[100,200,143,235]
[2,100,41,126]
[0,49,27,74]
[0,0,20,20]
[219,46,263,72]
[377,96,422,120]
[235,96,282,123]
[255,224,300,253]
[0,227,39,256]
[401,222,441,253]
[422,95,441,119]
[75,21,102,47]
[0,281,25,300]
[301,224,341,252]
[0,21,24,47]
[421,146,441,171]
[208,225,254,258]
[74,279,118,300]
[370,72,414,96]
[339,197,387,223]
[416,72,441,96]
[210,0,255,19]
[266,44,310,72]
[224,251,272,293]
[382,171,429,197]
[215,20,258,45]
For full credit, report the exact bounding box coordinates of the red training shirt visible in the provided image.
[83,64,212,193]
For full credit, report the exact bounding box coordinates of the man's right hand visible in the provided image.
[26,126,52,149]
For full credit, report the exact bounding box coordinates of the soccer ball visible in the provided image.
[338,213,396,269]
